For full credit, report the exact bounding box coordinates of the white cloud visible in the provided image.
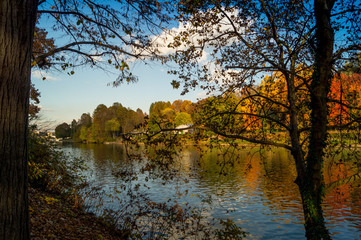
[31,70,57,81]
[144,8,249,62]
[38,105,54,112]
[147,21,209,63]
[120,8,252,68]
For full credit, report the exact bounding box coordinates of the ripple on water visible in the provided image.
[62,144,361,239]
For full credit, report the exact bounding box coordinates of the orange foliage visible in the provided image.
[239,86,263,131]
[255,66,312,130]
[198,70,360,133]
[252,70,361,130]
[328,73,361,126]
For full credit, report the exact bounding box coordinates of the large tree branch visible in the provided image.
[331,8,361,17]
[147,122,293,150]
[37,10,132,46]
[206,126,293,150]
[38,0,46,6]
[33,41,143,65]
[225,65,277,71]
[145,124,194,138]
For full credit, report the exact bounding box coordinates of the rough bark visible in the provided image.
[296,0,335,239]
[0,0,38,239]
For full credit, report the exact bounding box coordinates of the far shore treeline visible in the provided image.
[55,70,361,143]
[54,99,195,143]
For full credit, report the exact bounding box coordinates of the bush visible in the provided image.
[28,127,87,199]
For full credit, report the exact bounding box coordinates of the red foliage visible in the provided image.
[328,74,361,126]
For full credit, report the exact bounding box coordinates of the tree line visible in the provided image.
[54,99,195,142]
[56,68,361,144]
[55,103,145,142]
[194,70,361,137]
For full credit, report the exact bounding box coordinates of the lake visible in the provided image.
[61,143,361,239]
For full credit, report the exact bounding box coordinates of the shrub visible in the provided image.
[28,127,87,200]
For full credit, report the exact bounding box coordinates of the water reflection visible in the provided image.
[62,143,361,239]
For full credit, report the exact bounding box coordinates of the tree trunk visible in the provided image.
[296,0,335,239]
[0,1,38,239]
[298,181,331,239]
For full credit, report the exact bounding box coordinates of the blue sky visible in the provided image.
[31,4,255,128]
[31,61,203,127]
[32,3,207,128]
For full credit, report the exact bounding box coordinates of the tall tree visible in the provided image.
[0,1,38,239]
[169,0,361,238]
[0,1,171,238]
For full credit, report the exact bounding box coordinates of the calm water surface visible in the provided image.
[61,143,361,239]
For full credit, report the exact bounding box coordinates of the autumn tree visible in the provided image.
[55,122,71,139]
[148,101,173,132]
[78,113,92,127]
[110,102,145,135]
[175,112,193,126]
[105,119,121,139]
[72,113,92,142]
[72,103,145,143]
[0,1,172,238]
[171,99,184,112]
[168,0,361,239]
[135,108,146,130]
[328,73,361,127]
[193,94,242,133]
[180,100,194,114]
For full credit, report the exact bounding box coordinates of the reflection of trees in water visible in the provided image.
[68,143,361,234]
[192,146,361,225]
[75,143,129,182]
[323,159,361,228]
[195,147,302,211]
[257,150,304,223]
[350,186,361,232]
[177,147,201,174]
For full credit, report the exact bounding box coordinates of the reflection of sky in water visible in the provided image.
[61,143,361,240]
